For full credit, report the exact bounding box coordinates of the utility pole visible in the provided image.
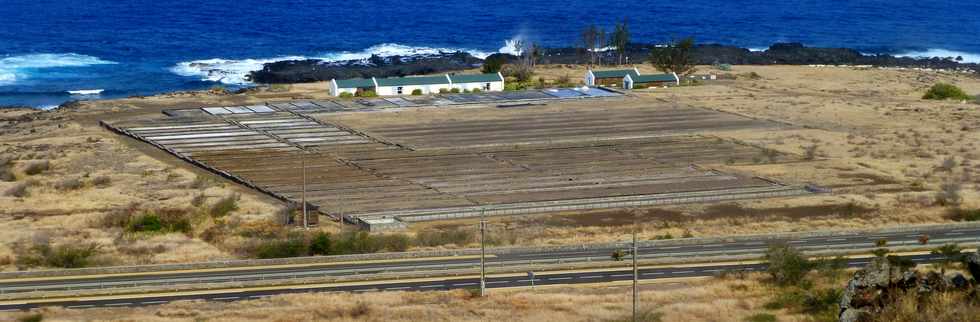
[301,152,308,230]
[632,217,638,321]
[480,208,487,297]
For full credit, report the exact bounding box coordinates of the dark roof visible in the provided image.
[631,73,678,83]
[592,69,639,79]
[449,73,503,83]
[334,78,375,88]
[376,75,450,87]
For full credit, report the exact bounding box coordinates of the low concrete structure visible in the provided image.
[375,75,452,96]
[330,78,376,96]
[330,73,504,97]
[449,72,504,92]
[357,216,408,232]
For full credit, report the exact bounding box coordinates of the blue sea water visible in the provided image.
[1,0,979,108]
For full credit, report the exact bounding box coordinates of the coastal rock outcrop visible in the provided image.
[248,52,483,84]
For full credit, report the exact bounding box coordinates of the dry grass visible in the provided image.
[0,275,810,322]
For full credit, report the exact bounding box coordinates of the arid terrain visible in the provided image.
[1,64,978,321]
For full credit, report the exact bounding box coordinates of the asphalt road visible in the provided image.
[2,225,975,294]
[0,253,948,312]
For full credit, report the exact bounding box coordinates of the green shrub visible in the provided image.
[471,88,482,93]
[22,160,49,175]
[209,193,240,217]
[450,88,461,93]
[764,244,813,286]
[376,234,411,252]
[923,83,971,100]
[18,313,44,322]
[255,235,308,259]
[18,242,101,269]
[947,208,980,221]
[309,232,332,255]
[356,90,377,97]
[126,209,192,234]
[438,88,450,94]
[339,92,354,98]
[744,313,777,322]
[481,55,506,73]
[3,182,29,197]
[411,89,423,95]
[415,228,474,247]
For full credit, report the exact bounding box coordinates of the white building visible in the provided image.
[329,73,505,97]
[623,72,679,89]
[329,77,377,96]
[584,68,640,87]
[449,72,504,92]
[374,75,452,96]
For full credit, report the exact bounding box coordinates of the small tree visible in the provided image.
[411,89,423,95]
[580,24,605,66]
[610,19,630,65]
[309,232,332,256]
[649,37,698,76]
[764,244,812,286]
[482,54,507,73]
[931,243,963,276]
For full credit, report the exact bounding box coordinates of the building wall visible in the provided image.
[451,81,503,92]
[334,87,358,96]
[596,77,622,87]
[585,71,595,86]
[376,84,450,96]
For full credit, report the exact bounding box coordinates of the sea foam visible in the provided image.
[895,49,980,64]
[0,53,116,86]
[171,42,501,85]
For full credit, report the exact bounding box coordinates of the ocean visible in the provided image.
[1,0,978,108]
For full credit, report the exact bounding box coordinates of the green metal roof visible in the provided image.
[592,69,639,79]
[631,73,678,83]
[334,78,375,88]
[449,73,502,83]
[376,75,450,87]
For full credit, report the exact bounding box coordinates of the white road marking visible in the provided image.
[704,269,724,273]
[386,287,411,290]
[105,302,131,307]
[549,277,572,281]
[788,240,806,244]
[213,296,239,301]
[642,272,664,276]
[420,284,444,288]
[674,270,695,274]
[487,281,508,284]
[946,232,964,235]
[827,238,848,242]
[141,301,168,305]
[454,282,478,286]
[611,274,632,278]
[249,295,268,299]
[582,275,602,279]
[0,309,21,312]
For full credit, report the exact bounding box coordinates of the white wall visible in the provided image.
[451,81,503,92]
[584,71,595,86]
[376,84,450,96]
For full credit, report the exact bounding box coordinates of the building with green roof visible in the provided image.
[585,68,640,86]
[449,72,504,92]
[329,73,505,97]
[624,72,679,89]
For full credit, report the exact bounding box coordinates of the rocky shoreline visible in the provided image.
[250,42,979,84]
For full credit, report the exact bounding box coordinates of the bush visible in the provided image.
[309,232,332,255]
[438,88,450,94]
[339,92,354,98]
[471,88,482,93]
[255,235,308,259]
[450,88,461,93]
[802,144,819,160]
[90,175,111,188]
[415,228,474,247]
[126,210,192,234]
[22,160,49,175]
[947,208,980,221]
[922,83,971,100]
[18,313,43,322]
[356,90,377,97]
[411,89,423,95]
[744,313,777,322]
[18,242,101,269]
[764,244,813,286]
[0,165,14,182]
[3,182,29,197]
[935,182,963,207]
[53,177,83,191]
[481,55,506,73]
[209,193,240,217]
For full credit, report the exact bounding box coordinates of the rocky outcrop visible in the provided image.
[839,250,980,322]
[249,52,484,84]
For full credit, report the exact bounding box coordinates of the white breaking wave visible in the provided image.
[499,38,524,56]
[0,53,116,86]
[172,43,498,85]
[895,49,980,64]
